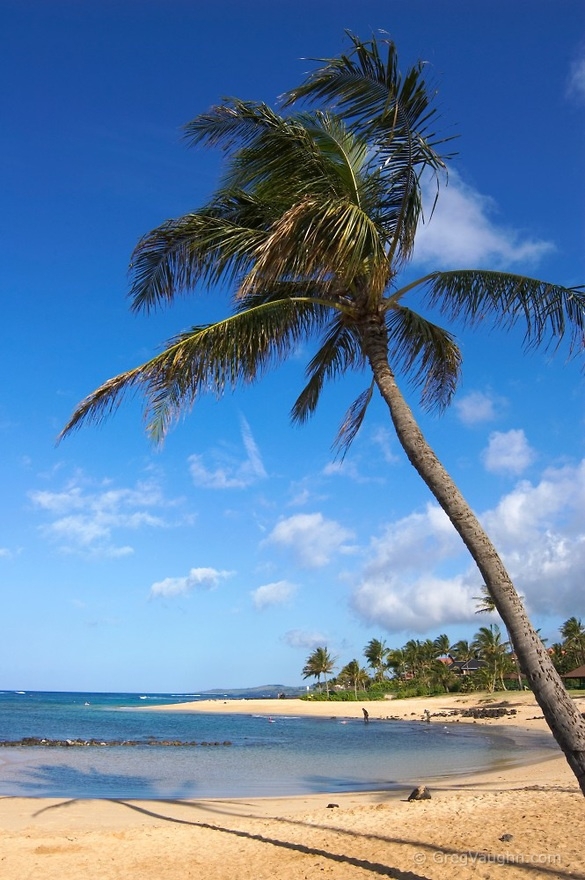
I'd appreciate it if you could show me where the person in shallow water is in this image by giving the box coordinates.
[362,708,369,724]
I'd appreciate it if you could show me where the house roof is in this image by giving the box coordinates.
[562,664,585,678]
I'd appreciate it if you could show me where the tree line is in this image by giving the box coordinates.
[302,616,585,700]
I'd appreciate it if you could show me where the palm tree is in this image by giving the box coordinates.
[430,659,458,694]
[302,646,336,697]
[386,647,407,681]
[338,659,369,698]
[433,633,451,658]
[402,638,436,689]
[472,624,511,693]
[364,638,389,682]
[560,617,585,668]
[60,34,585,792]
[451,639,474,663]
[475,584,524,690]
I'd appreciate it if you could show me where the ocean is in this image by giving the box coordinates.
[0,690,555,799]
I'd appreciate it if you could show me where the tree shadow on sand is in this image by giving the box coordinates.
[31,796,584,880]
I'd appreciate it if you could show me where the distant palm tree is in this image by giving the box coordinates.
[403,638,436,689]
[431,659,458,693]
[433,633,451,657]
[364,638,389,682]
[472,624,511,693]
[59,32,585,793]
[474,584,524,689]
[451,639,475,663]
[338,659,369,698]
[302,646,337,697]
[386,647,407,681]
[560,617,585,667]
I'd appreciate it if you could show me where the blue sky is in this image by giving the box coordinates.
[1,1,584,692]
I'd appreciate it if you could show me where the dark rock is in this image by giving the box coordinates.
[326,803,339,809]
[499,833,514,842]
[408,785,432,801]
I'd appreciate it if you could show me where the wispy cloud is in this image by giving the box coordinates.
[455,390,502,426]
[282,629,328,650]
[371,427,400,464]
[413,171,554,269]
[188,417,267,489]
[567,54,585,101]
[482,429,536,475]
[150,566,233,598]
[322,459,364,480]
[30,476,177,557]
[264,512,356,568]
[251,579,296,609]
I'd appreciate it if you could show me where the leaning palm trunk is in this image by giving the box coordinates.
[362,320,585,794]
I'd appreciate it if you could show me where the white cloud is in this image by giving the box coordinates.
[150,566,233,598]
[413,171,554,269]
[188,417,266,489]
[480,461,585,616]
[282,629,328,650]
[264,512,356,568]
[568,55,585,101]
[349,503,475,631]
[352,571,477,633]
[0,548,11,559]
[251,580,296,609]
[455,390,501,426]
[349,460,585,634]
[30,477,174,557]
[482,429,536,475]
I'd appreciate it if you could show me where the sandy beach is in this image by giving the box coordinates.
[1,691,584,879]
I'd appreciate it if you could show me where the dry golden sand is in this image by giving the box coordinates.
[1,692,584,880]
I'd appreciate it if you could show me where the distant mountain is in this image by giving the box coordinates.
[200,684,304,698]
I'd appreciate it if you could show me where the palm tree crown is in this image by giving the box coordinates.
[60,34,583,448]
[302,646,337,697]
[364,638,389,681]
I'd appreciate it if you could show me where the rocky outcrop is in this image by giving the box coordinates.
[0,737,232,747]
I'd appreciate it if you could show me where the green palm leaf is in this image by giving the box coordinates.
[332,384,375,459]
[291,317,365,424]
[386,305,462,411]
[60,297,328,443]
[424,271,585,358]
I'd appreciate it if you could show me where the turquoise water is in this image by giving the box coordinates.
[0,691,555,799]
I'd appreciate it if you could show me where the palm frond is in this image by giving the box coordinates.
[183,99,286,151]
[291,318,365,424]
[424,271,585,360]
[60,297,329,443]
[283,32,450,160]
[283,33,450,271]
[128,202,270,312]
[332,383,374,459]
[385,305,462,411]
[242,195,389,298]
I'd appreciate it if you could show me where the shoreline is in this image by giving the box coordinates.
[1,692,583,879]
[143,688,584,733]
